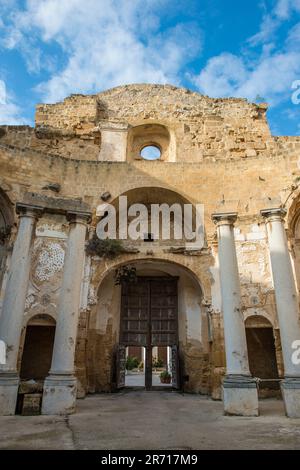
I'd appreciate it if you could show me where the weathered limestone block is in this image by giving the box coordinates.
[281,380,300,418]
[21,393,42,416]
[223,377,259,417]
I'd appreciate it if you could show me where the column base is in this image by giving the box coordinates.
[0,372,19,415]
[222,375,258,416]
[281,378,300,418]
[42,374,77,415]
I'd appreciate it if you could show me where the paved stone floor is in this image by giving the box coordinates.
[0,391,300,450]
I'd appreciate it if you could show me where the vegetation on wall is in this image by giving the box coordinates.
[86,234,125,258]
[114,266,137,285]
[0,226,11,245]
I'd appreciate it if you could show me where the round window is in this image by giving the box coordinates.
[140,145,161,160]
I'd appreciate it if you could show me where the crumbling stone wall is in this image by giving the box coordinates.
[0,84,299,399]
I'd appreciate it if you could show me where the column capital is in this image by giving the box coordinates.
[66,210,92,225]
[16,202,44,219]
[211,212,238,226]
[260,207,286,222]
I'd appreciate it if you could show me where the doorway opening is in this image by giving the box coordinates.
[20,315,56,381]
[152,346,172,388]
[17,314,56,415]
[125,346,145,387]
[245,316,280,397]
[116,276,180,391]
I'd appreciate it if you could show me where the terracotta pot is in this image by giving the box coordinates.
[160,376,171,384]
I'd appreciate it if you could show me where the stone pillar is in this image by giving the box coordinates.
[261,208,300,417]
[212,213,258,416]
[142,347,146,374]
[42,210,90,415]
[0,203,43,415]
[167,346,171,374]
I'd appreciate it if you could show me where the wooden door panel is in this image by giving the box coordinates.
[150,279,178,346]
[120,278,150,346]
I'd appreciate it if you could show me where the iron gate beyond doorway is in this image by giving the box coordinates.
[117,277,179,390]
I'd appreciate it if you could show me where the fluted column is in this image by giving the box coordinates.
[261,208,300,417]
[42,210,91,415]
[212,212,258,416]
[0,203,43,415]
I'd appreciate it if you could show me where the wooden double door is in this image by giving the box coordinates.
[117,277,179,390]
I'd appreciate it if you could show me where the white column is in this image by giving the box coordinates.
[212,212,258,416]
[261,208,300,417]
[167,346,172,374]
[0,203,43,415]
[142,347,146,373]
[42,210,90,415]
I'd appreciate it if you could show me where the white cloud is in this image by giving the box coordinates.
[191,53,247,98]
[248,14,279,46]
[0,79,28,125]
[287,22,300,45]
[192,50,300,105]
[274,0,300,19]
[0,81,6,104]
[248,0,300,46]
[192,0,300,106]
[2,0,202,102]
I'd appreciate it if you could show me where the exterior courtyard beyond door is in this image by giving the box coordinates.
[117,277,179,390]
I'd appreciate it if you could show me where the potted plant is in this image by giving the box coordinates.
[160,370,171,384]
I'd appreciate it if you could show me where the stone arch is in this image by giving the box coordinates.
[126,123,176,162]
[86,257,212,394]
[109,185,199,211]
[0,188,15,289]
[92,255,212,302]
[0,188,14,228]
[23,310,57,326]
[97,185,208,249]
[287,191,300,293]
[244,309,276,329]
[286,185,300,231]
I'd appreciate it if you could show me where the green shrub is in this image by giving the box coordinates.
[86,235,125,258]
[126,356,140,370]
[153,357,164,368]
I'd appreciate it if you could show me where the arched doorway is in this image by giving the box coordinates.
[245,316,280,397]
[0,189,14,289]
[87,259,207,394]
[289,206,300,293]
[20,314,56,381]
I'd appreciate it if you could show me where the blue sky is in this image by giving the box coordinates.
[0,0,300,135]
